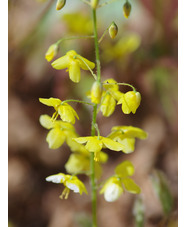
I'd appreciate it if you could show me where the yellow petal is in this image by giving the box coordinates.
[39,114,55,129]
[118,138,135,154]
[51,55,70,70]
[118,95,131,114]
[103,78,119,91]
[99,151,108,163]
[100,93,116,117]
[69,60,81,83]
[85,137,102,153]
[73,137,91,144]
[102,137,125,151]
[115,160,135,178]
[45,43,58,62]
[77,55,95,70]
[122,178,141,194]
[58,103,79,124]
[112,126,147,139]
[65,153,90,175]
[46,128,66,149]
[39,97,61,108]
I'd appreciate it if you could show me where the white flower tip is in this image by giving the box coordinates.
[66,183,80,193]
[104,183,123,202]
[46,174,64,184]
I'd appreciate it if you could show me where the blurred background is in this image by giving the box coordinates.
[8,0,178,226]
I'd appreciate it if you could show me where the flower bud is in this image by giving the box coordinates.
[91,0,99,9]
[56,0,66,11]
[123,1,132,19]
[45,43,58,62]
[91,81,102,104]
[109,22,118,39]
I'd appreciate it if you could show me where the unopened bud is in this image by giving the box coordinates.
[91,81,102,104]
[56,0,66,11]
[109,22,118,39]
[45,43,58,62]
[123,1,132,19]
[91,0,99,9]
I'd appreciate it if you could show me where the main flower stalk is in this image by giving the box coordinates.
[90,7,101,227]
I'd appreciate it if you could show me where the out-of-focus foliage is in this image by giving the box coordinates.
[151,169,174,216]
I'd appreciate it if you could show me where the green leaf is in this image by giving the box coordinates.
[151,170,173,216]
[133,196,145,227]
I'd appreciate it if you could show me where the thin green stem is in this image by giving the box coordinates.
[61,99,94,106]
[56,35,95,46]
[92,9,101,83]
[89,7,102,227]
[80,0,91,5]
[90,104,97,227]
[98,0,120,8]
[102,82,136,91]
[98,27,109,43]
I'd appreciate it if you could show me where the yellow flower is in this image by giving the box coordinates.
[108,125,147,153]
[45,43,58,62]
[100,79,120,117]
[117,91,141,114]
[100,161,141,202]
[46,173,87,199]
[39,114,76,149]
[51,50,95,83]
[39,97,79,124]
[74,136,125,157]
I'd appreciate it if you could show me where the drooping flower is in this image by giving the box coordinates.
[100,79,120,117]
[39,114,76,149]
[117,91,141,114]
[100,161,141,202]
[45,43,58,62]
[46,173,87,199]
[108,125,147,153]
[51,50,95,83]
[100,176,123,202]
[39,97,79,124]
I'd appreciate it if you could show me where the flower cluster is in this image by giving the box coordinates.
[40,0,146,208]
